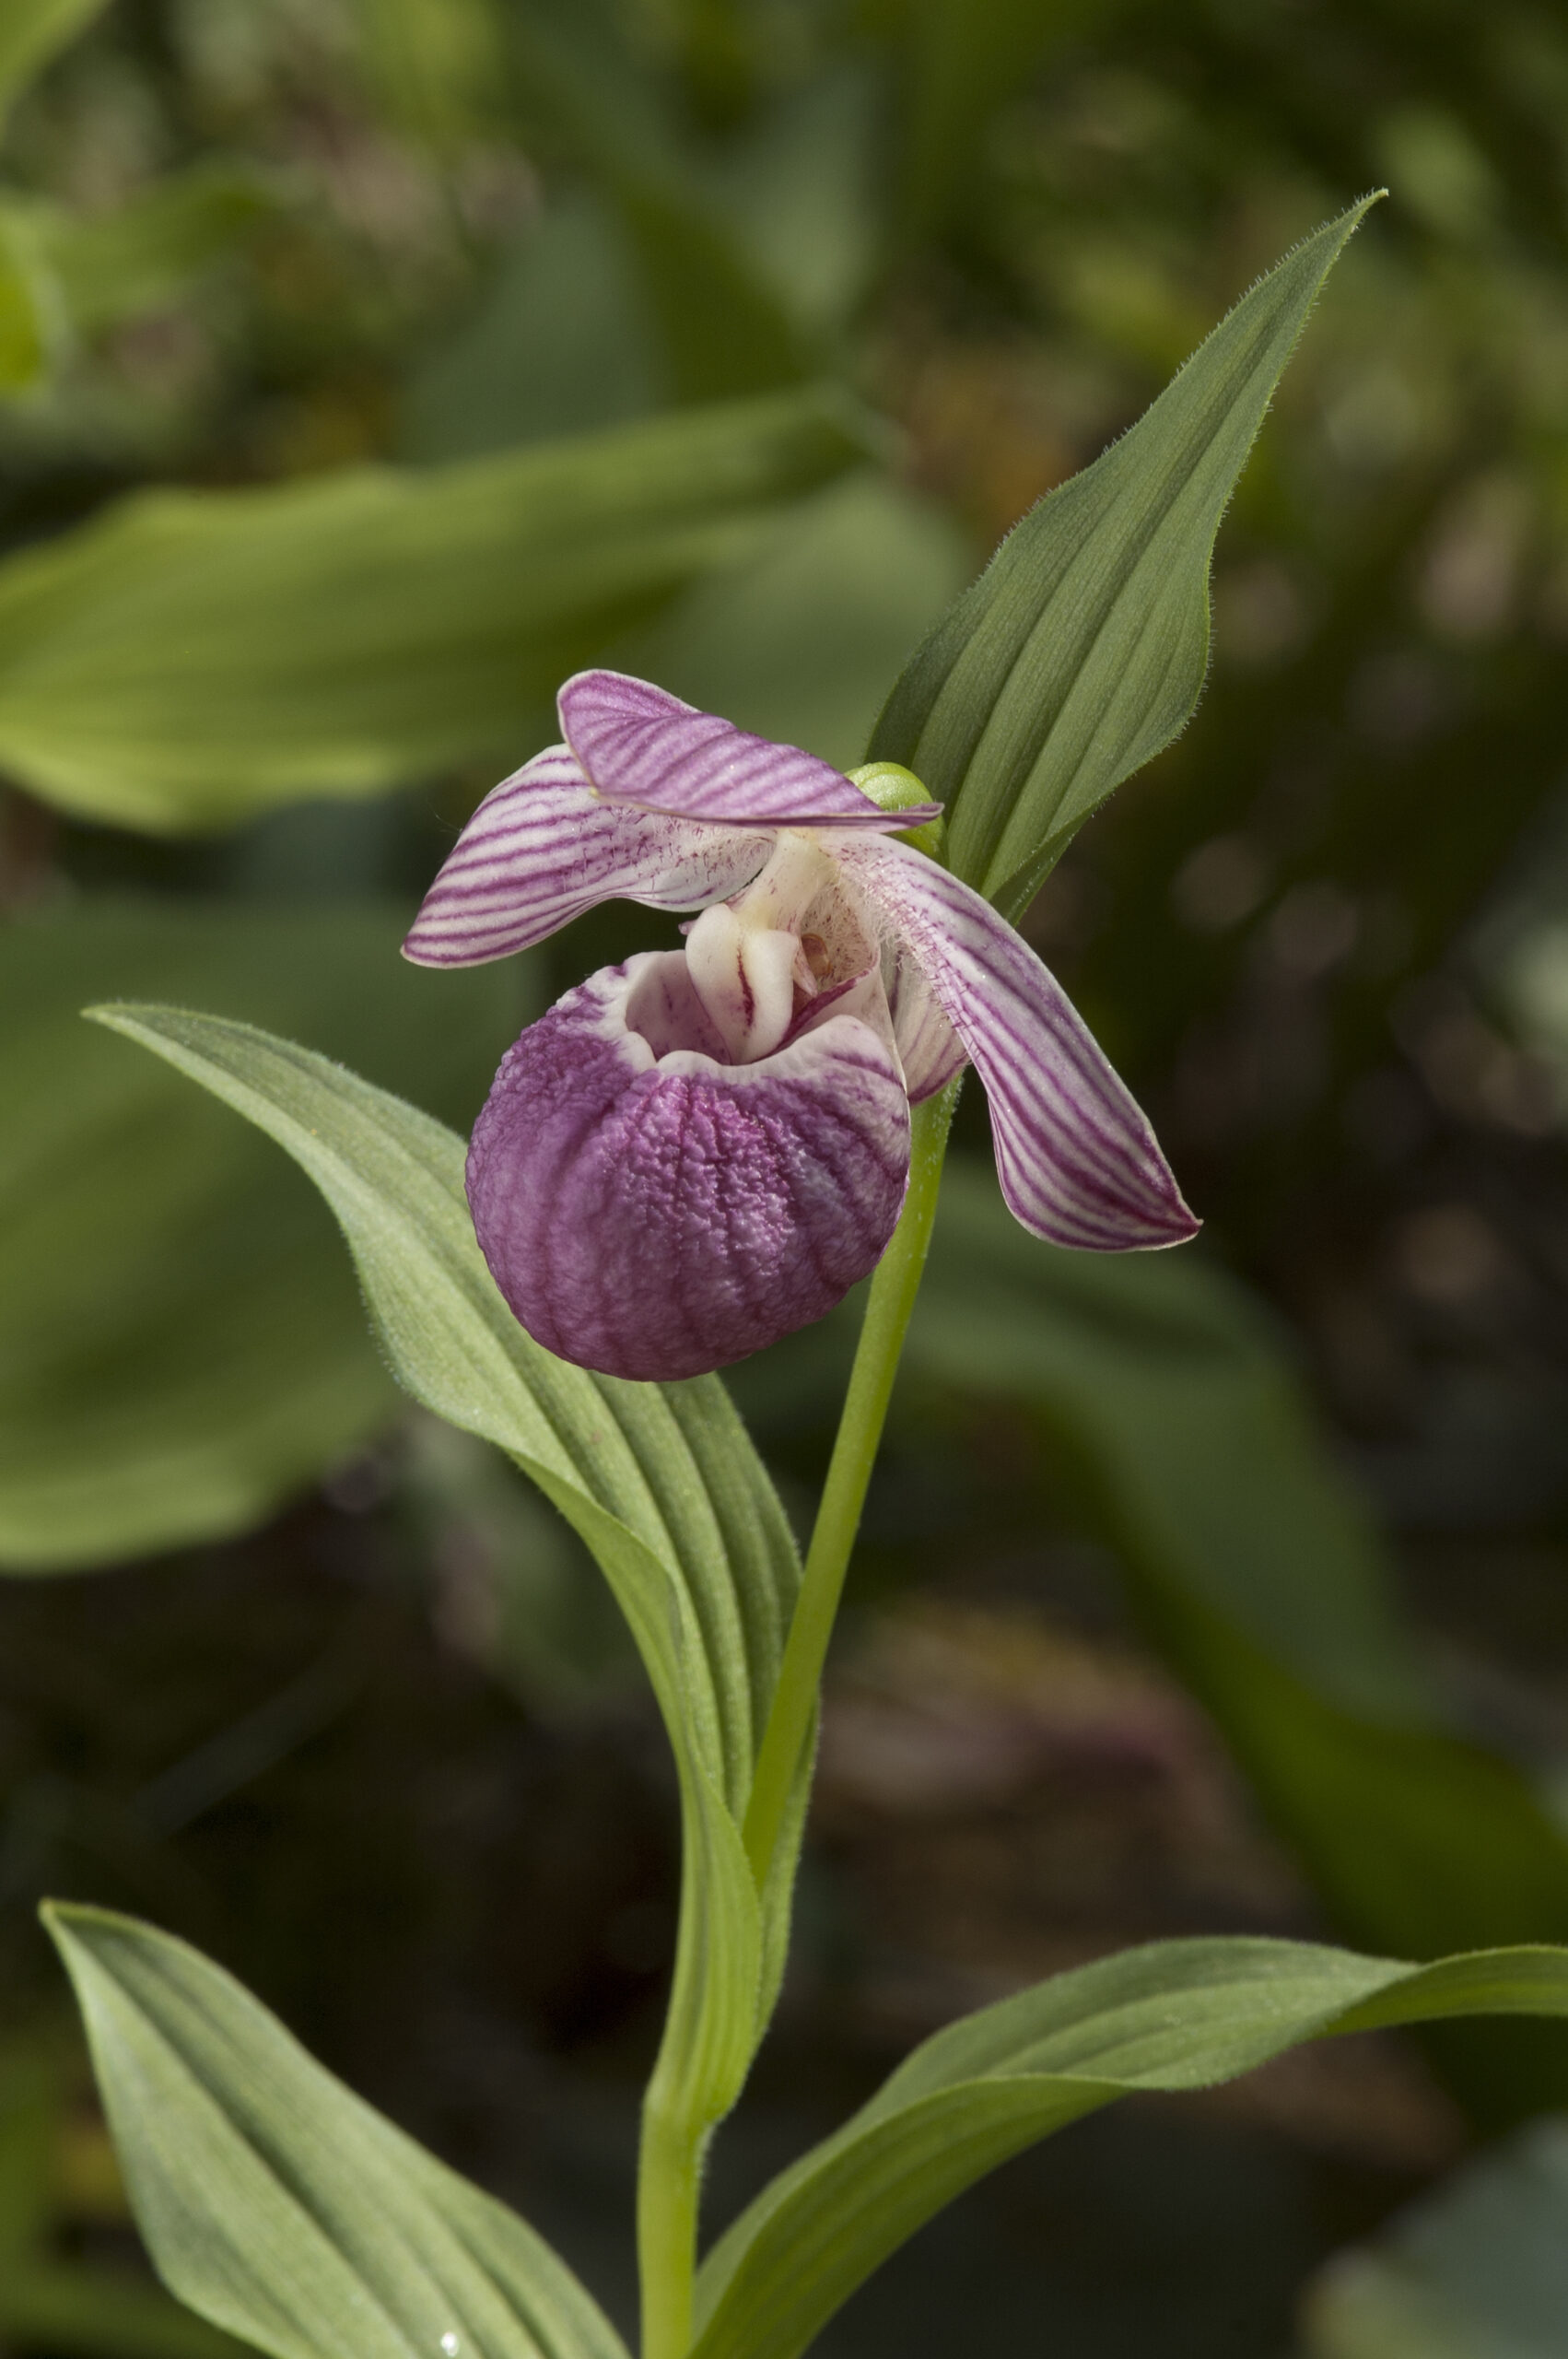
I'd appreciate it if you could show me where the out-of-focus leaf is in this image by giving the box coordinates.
[693,1935,1568,2359]
[0,167,271,394]
[710,71,879,339]
[0,2044,56,2270]
[917,1165,1422,1719]
[1302,2110,1568,2357]
[610,470,971,770]
[403,1421,638,1710]
[0,900,530,1572]
[354,0,510,153]
[0,386,868,830]
[0,0,107,122]
[0,2038,241,2359]
[869,201,1378,920]
[399,192,661,460]
[47,1905,629,2359]
[507,0,809,401]
[88,1008,811,2165]
[887,0,1103,244]
[40,166,273,334]
[0,206,53,390]
[902,1160,1568,2123]
[1,2267,244,2359]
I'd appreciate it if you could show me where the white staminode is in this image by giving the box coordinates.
[684,833,839,1063]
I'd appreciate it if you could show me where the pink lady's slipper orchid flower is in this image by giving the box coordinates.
[404,672,1197,1381]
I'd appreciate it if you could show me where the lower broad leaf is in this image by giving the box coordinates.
[45,1905,628,2359]
[692,1935,1568,2359]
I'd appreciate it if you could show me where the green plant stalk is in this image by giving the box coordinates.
[638,2078,704,2359]
[743,1074,961,1886]
[637,1077,959,2357]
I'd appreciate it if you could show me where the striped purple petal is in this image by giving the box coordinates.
[559,670,942,830]
[839,839,1199,1250]
[467,952,911,1379]
[402,747,767,968]
[883,951,968,1105]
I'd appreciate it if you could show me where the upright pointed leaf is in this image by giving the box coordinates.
[869,201,1379,918]
[692,1936,1568,2359]
[46,1906,626,2359]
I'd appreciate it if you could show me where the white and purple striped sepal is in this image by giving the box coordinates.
[838,838,1199,1252]
[559,671,943,829]
[401,747,768,968]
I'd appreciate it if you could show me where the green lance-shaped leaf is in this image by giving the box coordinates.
[45,1905,626,2359]
[0,0,108,123]
[0,900,528,1575]
[869,198,1380,921]
[88,1005,808,2141]
[1302,2110,1568,2359]
[692,1936,1568,2359]
[904,1162,1568,2125]
[0,386,865,833]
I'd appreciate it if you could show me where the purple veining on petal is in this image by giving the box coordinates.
[559,670,942,831]
[880,944,968,1104]
[466,952,912,1379]
[402,746,768,968]
[840,839,1199,1250]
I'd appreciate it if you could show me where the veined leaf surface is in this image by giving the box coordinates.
[693,1936,1568,2359]
[47,1906,627,2359]
[90,1006,809,2140]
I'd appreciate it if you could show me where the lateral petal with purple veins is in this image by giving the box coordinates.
[466,953,912,1380]
[560,670,942,830]
[403,748,767,968]
[839,839,1199,1250]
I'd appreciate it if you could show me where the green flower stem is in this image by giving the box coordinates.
[639,1079,959,2359]
[743,1076,961,1888]
[638,2088,702,2359]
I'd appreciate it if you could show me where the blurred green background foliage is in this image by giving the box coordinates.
[8,1,1568,2353]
